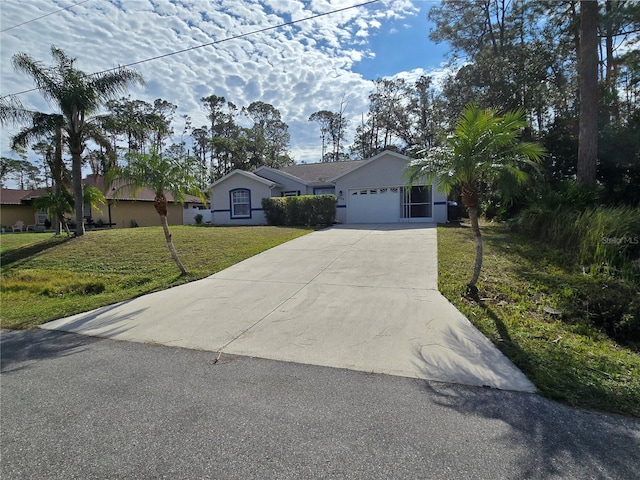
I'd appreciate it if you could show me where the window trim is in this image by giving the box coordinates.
[312,186,335,196]
[229,188,251,219]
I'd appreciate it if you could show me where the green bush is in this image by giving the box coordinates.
[262,197,287,225]
[262,195,336,226]
[556,276,640,347]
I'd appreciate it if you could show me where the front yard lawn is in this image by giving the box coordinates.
[438,222,640,418]
[0,226,312,329]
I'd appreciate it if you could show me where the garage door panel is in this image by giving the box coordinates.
[348,188,400,223]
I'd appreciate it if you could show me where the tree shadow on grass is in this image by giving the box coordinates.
[488,230,640,352]
[412,303,640,478]
[478,302,639,413]
[0,235,71,269]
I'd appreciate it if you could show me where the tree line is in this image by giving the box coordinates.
[1,1,639,238]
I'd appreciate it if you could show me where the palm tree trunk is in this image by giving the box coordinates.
[467,205,483,296]
[71,151,85,237]
[160,214,187,275]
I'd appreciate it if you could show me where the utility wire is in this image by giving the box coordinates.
[113,0,381,70]
[2,0,381,98]
[1,0,92,33]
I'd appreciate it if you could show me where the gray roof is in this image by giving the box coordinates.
[278,160,366,184]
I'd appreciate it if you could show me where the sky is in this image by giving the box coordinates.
[0,0,451,182]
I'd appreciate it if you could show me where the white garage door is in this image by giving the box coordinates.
[347,187,400,223]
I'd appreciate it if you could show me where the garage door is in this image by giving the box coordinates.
[347,187,400,223]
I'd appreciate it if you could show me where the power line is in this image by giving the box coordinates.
[113,0,382,70]
[1,0,92,33]
[2,0,381,98]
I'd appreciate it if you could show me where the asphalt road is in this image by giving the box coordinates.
[2,329,639,479]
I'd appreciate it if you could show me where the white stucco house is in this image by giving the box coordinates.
[209,150,448,225]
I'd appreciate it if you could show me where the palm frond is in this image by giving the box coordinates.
[107,151,206,206]
[11,52,61,106]
[0,96,35,126]
[11,113,65,150]
[92,68,145,101]
[405,102,546,205]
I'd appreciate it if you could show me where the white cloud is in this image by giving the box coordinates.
[386,64,460,92]
[1,0,433,171]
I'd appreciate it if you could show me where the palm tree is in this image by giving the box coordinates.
[406,103,545,296]
[107,151,206,275]
[33,186,106,236]
[11,45,143,236]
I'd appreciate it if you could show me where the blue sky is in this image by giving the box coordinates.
[352,2,449,80]
[0,0,451,181]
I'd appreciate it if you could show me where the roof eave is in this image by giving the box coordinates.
[255,165,309,185]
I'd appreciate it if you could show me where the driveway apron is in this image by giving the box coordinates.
[41,224,535,392]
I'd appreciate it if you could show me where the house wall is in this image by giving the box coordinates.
[103,201,184,228]
[433,189,448,223]
[1,205,36,229]
[211,174,271,225]
[333,153,447,224]
[334,153,410,190]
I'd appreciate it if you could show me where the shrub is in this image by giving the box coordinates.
[262,197,287,226]
[558,276,640,346]
[262,195,336,226]
[194,213,203,225]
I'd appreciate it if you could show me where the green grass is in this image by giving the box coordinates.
[3,224,639,417]
[438,222,640,417]
[0,226,313,329]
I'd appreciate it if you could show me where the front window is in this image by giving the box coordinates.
[314,187,335,196]
[231,189,251,218]
[36,210,48,225]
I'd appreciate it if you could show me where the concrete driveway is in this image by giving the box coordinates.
[42,224,535,392]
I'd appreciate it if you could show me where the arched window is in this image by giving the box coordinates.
[230,188,251,218]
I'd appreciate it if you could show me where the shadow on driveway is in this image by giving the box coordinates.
[418,379,640,480]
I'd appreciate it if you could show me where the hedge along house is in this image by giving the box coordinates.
[210,151,448,225]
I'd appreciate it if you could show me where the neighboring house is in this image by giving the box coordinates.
[210,150,448,225]
[0,188,50,230]
[0,177,205,230]
[84,175,205,228]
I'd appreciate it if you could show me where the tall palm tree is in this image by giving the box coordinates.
[11,45,143,236]
[406,103,545,296]
[107,151,206,275]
